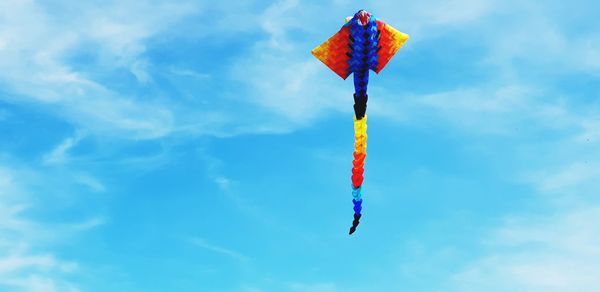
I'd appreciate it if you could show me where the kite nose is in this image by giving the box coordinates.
[356,10,371,26]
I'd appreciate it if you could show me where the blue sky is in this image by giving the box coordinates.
[0,0,599,291]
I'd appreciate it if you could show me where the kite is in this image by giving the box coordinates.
[311,10,409,235]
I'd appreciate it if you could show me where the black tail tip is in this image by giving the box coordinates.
[348,213,361,235]
[349,227,357,235]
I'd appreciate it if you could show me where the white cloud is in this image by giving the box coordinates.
[452,206,600,292]
[369,0,495,44]
[225,0,598,136]
[0,162,104,291]
[423,0,492,25]
[488,7,599,74]
[190,238,248,262]
[259,0,301,51]
[288,281,339,292]
[0,0,197,139]
[42,132,85,165]
[1,0,595,140]
[0,274,80,292]
[446,86,600,292]
[231,56,348,125]
[228,0,351,129]
[196,149,265,219]
[417,85,531,113]
[370,84,543,135]
[65,217,106,233]
[526,162,600,196]
[214,176,231,191]
[577,118,600,143]
[168,67,211,80]
[0,254,77,275]
[75,174,106,193]
[129,60,152,84]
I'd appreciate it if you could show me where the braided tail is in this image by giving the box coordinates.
[349,93,368,235]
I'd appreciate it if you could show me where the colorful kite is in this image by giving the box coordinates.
[311,10,409,235]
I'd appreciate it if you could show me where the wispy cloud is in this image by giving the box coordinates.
[0,0,198,139]
[0,191,77,291]
[223,0,597,137]
[168,67,211,80]
[0,161,104,291]
[526,162,600,196]
[480,2,600,74]
[372,0,494,41]
[196,149,265,219]
[372,84,538,134]
[1,0,596,140]
[447,93,600,292]
[42,132,85,165]
[288,282,339,292]
[451,206,600,292]
[227,0,350,130]
[74,174,106,193]
[190,238,248,262]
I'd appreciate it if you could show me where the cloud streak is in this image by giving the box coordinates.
[452,206,600,292]
[0,0,198,139]
[42,132,85,165]
[190,238,249,262]
[0,161,105,291]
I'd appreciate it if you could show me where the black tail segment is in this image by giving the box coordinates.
[349,213,362,235]
[353,93,368,119]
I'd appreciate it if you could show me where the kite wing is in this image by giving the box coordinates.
[374,20,409,74]
[311,26,351,79]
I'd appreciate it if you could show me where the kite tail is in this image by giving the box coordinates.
[349,93,368,235]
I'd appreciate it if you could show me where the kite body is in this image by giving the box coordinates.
[311,10,409,235]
